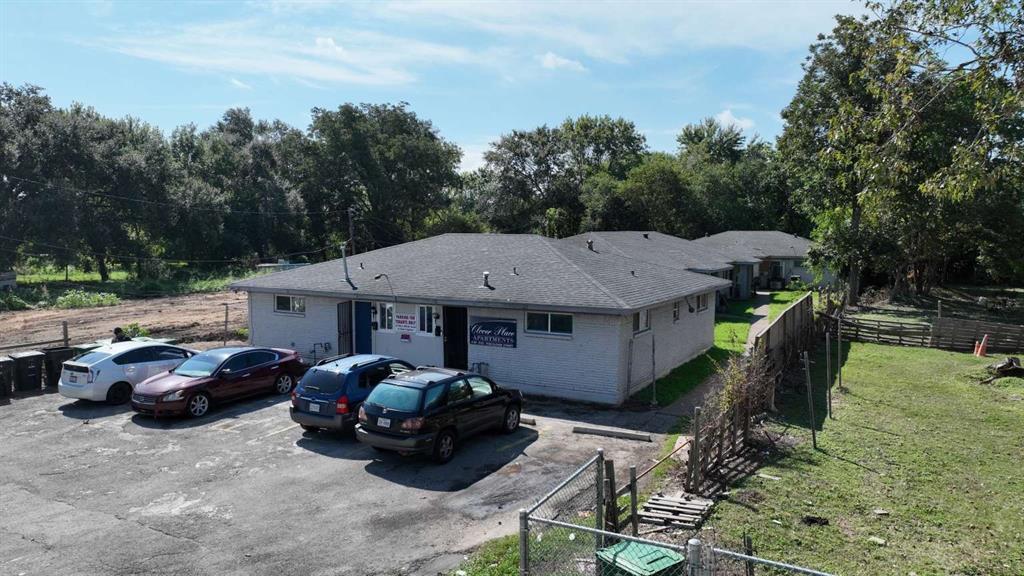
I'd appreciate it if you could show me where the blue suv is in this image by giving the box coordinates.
[290,354,414,433]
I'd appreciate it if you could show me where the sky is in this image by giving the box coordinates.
[1,0,865,171]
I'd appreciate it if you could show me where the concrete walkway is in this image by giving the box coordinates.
[744,291,773,352]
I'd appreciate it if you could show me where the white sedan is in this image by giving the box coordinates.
[59,341,197,404]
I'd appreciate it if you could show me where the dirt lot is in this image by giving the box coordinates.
[0,391,664,576]
[0,291,249,351]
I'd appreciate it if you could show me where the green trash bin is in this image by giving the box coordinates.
[42,346,76,390]
[0,356,12,399]
[595,541,685,576]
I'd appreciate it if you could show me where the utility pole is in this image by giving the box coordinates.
[347,206,356,255]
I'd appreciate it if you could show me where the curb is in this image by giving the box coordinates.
[572,425,652,442]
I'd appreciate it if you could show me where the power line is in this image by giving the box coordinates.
[4,175,354,217]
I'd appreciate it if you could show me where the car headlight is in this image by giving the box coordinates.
[161,390,185,402]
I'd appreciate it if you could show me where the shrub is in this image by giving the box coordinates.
[53,289,121,309]
[0,291,31,311]
[123,323,150,338]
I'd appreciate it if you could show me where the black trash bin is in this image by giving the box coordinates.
[0,356,12,399]
[42,346,76,390]
[10,351,44,393]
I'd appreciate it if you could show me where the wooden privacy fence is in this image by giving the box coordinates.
[753,293,816,386]
[826,314,1024,353]
[931,317,1024,353]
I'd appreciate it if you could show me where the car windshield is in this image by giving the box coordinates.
[300,369,344,394]
[365,383,422,413]
[173,354,221,378]
[71,351,110,365]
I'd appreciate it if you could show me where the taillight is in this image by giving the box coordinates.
[87,369,97,384]
[358,405,367,423]
[401,417,425,432]
[336,395,349,415]
[290,390,299,407]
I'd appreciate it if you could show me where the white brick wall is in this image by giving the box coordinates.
[245,291,718,406]
[370,301,444,367]
[625,291,715,398]
[466,307,626,405]
[248,293,341,361]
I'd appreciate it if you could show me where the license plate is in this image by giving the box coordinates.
[377,417,391,428]
[307,403,320,413]
[69,374,77,383]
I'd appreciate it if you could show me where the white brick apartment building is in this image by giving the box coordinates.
[231,233,728,405]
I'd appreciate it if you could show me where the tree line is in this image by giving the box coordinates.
[1,1,1021,298]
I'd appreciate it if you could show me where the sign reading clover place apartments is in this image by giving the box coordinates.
[469,318,517,348]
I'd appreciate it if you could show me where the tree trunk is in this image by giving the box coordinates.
[97,256,109,282]
[846,201,862,307]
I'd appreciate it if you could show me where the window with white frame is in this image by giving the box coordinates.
[632,309,650,333]
[526,312,573,335]
[673,301,681,322]
[274,295,305,315]
[418,305,435,334]
[697,293,709,312]
[378,302,394,330]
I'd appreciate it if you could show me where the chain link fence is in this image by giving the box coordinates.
[519,450,834,576]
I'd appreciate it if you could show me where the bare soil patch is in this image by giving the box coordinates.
[0,291,248,349]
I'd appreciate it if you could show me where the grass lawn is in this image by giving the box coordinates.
[705,343,1024,575]
[767,290,810,321]
[3,265,255,310]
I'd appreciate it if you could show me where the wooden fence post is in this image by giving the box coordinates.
[803,351,817,450]
[826,331,833,420]
[689,407,702,493]
[61,321,69,347]
[629,465,639,536]
[604,460,617,533]
[743,533,755,576]
[837,317,844,391]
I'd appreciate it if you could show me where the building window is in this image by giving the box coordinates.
[418,306,435,334]
[632,309,650,334]
[672,301,680,322]
[378,303,394,330]
[697,293,709,312]
[275,295,305,315]
[526,312,573,335]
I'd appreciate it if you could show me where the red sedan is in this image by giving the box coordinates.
[131,347,305,418]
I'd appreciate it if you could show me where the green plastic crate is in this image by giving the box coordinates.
[596,541,685,576]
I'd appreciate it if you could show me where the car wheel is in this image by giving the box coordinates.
[105,382,132,405]
[274,373,294,394]
[502,405,520,434]
[433,429,457,464]
[186,393,211,418]
[300,425,319,433]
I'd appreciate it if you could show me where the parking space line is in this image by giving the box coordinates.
[494,434,535,453]
[256,423,299,440]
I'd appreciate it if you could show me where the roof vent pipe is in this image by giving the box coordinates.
[587,239,595,251]
[341,242,353,287]
[630,270,636,277]
[643,233,649,239]
[482,271,492,289]
[511,266,519,276]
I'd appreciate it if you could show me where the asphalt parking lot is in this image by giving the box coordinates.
[0,391,663,576]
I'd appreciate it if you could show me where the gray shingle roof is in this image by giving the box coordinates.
[563,231,735,272]
[693,231,812,260]
[230,233,729,314]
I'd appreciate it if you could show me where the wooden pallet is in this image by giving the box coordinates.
[638,495,714,529]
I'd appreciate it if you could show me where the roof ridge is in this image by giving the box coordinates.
[541,237,630,309]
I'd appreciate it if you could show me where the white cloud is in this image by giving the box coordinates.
[538,52,586,72]
[229,78,252,90]
[459,143,490,172]
[371,1,865,63]
[96,20,492,86]
[715,109,756,132]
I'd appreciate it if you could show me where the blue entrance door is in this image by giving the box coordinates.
[354,302,372,354]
